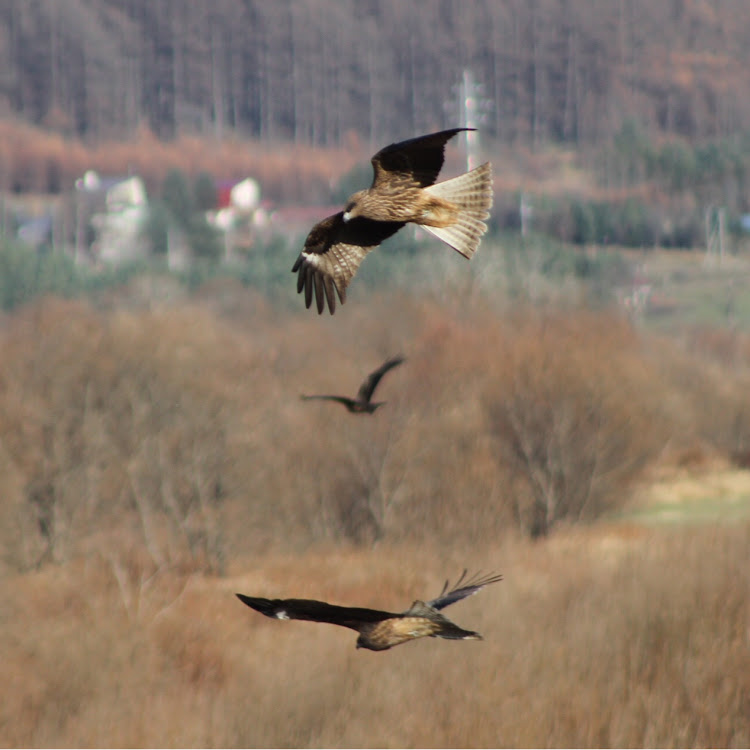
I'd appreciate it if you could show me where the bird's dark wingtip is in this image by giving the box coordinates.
[444,127,476,137]
[236,594,285,620]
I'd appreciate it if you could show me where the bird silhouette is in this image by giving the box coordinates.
[300,355,405,413]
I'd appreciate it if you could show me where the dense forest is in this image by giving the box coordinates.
[2,0,750,148]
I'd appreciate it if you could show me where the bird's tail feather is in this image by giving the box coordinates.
[422,162,493,259]
[405,600,484,641]
[436,622,483,641]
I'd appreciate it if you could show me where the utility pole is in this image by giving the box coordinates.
[450,69,492,171]
[705,205,726,266]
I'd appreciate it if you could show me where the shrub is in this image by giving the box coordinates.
[185,215,222,260]
[161,169,194,228]
[141,201,170,255]
[159,168,222,260]
[566,197,660,248]
[0,238,82,310]
[656,140,697,191]
[193,171,218,212]
[570,199,597,244]
[485,311,665,537]
[0,299,243,572]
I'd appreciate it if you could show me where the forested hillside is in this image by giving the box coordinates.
[2,0,750,147]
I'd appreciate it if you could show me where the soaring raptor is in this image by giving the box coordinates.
[300,355,405,414]
[236,570,502,651]
[292,128,493,314]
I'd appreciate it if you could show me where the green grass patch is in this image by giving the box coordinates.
[612,493,750,525]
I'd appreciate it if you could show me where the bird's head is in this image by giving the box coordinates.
[342,191,366,222]
[355,634,389,651]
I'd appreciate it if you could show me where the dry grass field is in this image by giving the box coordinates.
[1,525,747,747]
[1,287,749,747]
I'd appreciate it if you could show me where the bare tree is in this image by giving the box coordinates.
[485,314,664,537]
[3,1,750,147]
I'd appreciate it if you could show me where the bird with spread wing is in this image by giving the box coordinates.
[292,128,493,314]
[236,570,502,651]
[300,355,405,414]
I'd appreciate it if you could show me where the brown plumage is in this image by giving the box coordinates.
[236,570,502,652]
[292,128,493,314]
[300,355,405,414]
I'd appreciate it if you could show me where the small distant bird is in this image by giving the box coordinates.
[236,570,502,652]
[300,355,405,414]
[292,128,493,314]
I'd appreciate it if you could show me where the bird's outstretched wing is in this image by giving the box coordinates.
[356,355,406,403]
[426,570,503,611]
[292,212,404,314]
[300,394,356,409]
[236,594,395,632]
[370,128,474,191]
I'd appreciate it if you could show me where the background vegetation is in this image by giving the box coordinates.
[3,0,750,147]
[3,281,750,571]
[3,0,750,244]
[0,278,748,746]
[2,1,750,746]
[1,524,748,748]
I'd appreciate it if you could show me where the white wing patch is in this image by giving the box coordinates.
[303,243,372,301]
[275,610,290,620]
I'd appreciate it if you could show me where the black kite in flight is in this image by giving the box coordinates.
[292,128,493,314]
[300,355,405,413]
[236,570,502,651]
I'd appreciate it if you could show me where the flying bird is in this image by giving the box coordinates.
[300,355,405,414]
[292,128,493,314]
[236,569,502,651]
